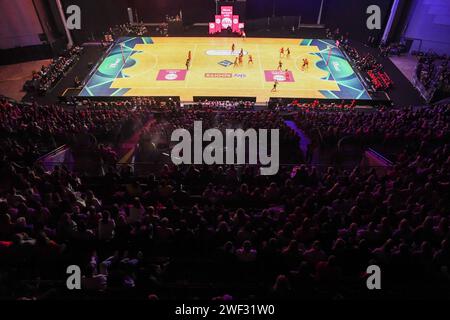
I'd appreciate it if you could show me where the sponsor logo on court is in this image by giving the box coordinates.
[332,61,341,72]
[205,73,232,78]
[156,69,187,81]
[204,73,247,79]
[110,58,121,69]
[218,60,234,67]
[264,70,295,83]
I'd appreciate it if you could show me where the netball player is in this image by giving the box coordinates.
[271,80,279,92]
[278,60,283,70]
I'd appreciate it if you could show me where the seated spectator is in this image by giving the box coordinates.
[98,211,115,241]
[304,241,327,266]
[236,240,257,262]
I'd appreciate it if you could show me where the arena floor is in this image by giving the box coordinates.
[79,37,371,103]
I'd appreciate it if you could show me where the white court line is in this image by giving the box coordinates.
[117,86,330,91]
[294,56,324,80]
[113,46,135,81]
[115,44,338,95]
[256,44,266,89]
[122,52,159,78]
[318,49,335,81]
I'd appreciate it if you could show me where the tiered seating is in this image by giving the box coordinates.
[23,46,84,95]
[343,44,393,92]
[1,98,450,300]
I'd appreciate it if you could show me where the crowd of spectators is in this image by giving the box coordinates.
[345,47,380,72]
[282,99,357,112]
[105,23,149,41]
[163,107,300,160]
[166,14,182,23]
[23,47,84,95]
[379,42,407,58]
[327,28,377,73]
[344,46,393,92]
[295,104,450,148]
[129,107,302,177]
[325,29,393,92]
[0,98,450,300]
[0,98,158,168]
[415,52,450,99]
[184,100,256,110]
[325,28,350,47]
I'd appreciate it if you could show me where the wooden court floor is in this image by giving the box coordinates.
[109,37,343,102]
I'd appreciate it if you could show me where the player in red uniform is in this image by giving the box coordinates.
[280,47,285,58]
[248,54,253,64]
[285,69,290,81]
[301,58,309,71]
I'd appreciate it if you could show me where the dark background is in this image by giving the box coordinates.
[1,0,395,59]
[57,0,393,43]
[322,0,394,42]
